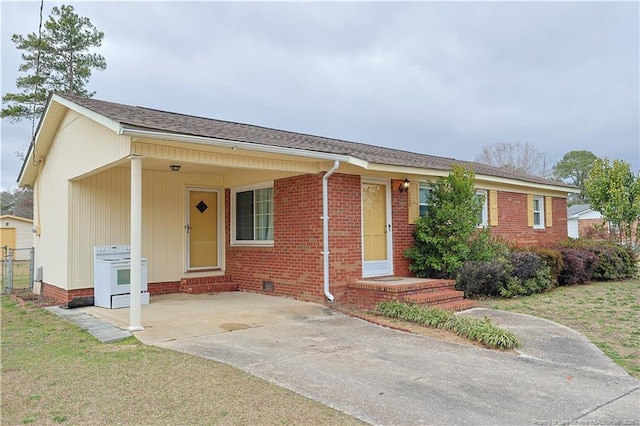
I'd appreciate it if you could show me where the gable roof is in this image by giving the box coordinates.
[1,214,33,224]
[22,92,576,190]
[567,204,590,216]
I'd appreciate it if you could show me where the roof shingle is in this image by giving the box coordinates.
[56,93,574,188]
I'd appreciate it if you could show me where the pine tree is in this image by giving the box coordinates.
[1,4,106,123]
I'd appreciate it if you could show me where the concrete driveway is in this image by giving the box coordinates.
[81,293,640,425]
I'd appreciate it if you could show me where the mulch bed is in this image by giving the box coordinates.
[5,288,59,308]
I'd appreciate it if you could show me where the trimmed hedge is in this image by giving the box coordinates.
[520,246,564,285]
[456,240,636,297]
[500,252,554,297]
[555,239,637,284]
[455,259,512,297]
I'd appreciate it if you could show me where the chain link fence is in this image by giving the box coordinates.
[1,246,35,294]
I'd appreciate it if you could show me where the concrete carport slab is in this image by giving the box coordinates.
[80,293,640,425]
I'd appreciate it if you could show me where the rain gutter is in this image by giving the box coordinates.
[119,127,350,162]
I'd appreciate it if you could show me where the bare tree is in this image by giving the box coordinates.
[1,188,33,218]
[475,141,554,177]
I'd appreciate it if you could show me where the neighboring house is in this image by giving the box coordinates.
[18,93,577,307]
[1,215,33,251]
[567,204,608,239]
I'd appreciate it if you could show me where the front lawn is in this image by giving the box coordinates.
[481,279,640,378]
[1,296,364,425]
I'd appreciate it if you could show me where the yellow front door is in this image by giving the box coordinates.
[188,190,218,269]
[362,181,392,276]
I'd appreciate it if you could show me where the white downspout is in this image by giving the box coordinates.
[322,160,340,302]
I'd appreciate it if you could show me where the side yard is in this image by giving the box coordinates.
[481,279,640,378]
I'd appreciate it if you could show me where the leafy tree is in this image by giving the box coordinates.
[1,4,106,123]
[585,158,640,247]
[1,188,33,219]
[475,141,554,177]
[552,150,598,204]
[405,164,483,278]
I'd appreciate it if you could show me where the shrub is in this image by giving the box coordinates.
[455,259,512,297]
[590,243,638,281]
[521,247,563,285]
[555,239,637,282]
[493,252,553,297]
[557,248,598,285]
[375,301,520,350]
[405,165,483,278]
[467,228,510,262]
[499,267,553,298]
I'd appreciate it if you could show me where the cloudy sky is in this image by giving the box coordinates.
[1,1,638,190]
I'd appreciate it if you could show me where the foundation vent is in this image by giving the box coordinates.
[262,281,274,292]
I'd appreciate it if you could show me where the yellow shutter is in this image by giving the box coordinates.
[545,196,553,227]
[408,181,419,224]
[527,194,534,227]
[489,190,498,226]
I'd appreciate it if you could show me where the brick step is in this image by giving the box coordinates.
[402,290,465,305]
[431,299,478,312]
[180,282,238,294]
[350,278,457,294]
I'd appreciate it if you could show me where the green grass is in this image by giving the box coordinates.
[1,259,32,290]
[1,296,365,425]
[481,279,640,378]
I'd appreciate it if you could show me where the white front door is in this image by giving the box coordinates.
[362,179,393,277]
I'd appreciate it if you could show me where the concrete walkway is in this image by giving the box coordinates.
[62,293,638,424]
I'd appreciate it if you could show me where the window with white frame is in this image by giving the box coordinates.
[232,182,274,244]
[419,184,431,216]
[475,190,488,227]
[533,196,545,228]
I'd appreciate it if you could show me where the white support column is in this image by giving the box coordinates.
[128,156,144,331]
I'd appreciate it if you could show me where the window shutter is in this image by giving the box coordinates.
[489,190,498,226]
[545,196,553,227]
[408,182,419,224]
[527,194,534,227]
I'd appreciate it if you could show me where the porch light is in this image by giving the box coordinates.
[169,164,181,172]
[399,178,410,193]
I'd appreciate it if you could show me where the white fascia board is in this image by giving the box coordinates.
[120,127,352,163]
[367,163,450,177]
[365,162,578,194]
[51,94,122,134]
[476,174,580,193]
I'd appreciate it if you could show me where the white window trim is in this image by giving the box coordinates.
[418,184,431,217]
[533,195,545,229]
[476,190,488,228]
[231,181,274,246]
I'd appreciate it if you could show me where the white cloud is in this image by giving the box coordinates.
[1,1,638,190]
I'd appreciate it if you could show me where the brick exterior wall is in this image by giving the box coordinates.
[42,282,94,305]
[327,173,362,300]
[490,191,568,247]
[40,175,571,306]
[148,281,180,295]
[391,179,413,277]
[225,173,327,303]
